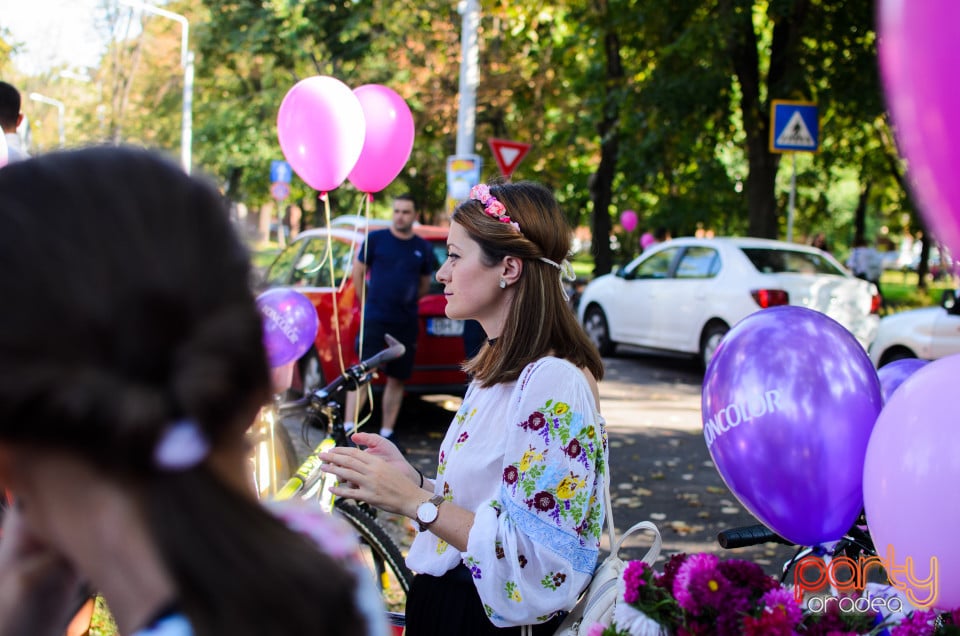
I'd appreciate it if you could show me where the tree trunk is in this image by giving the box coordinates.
[852,182,871,245]
[918,235,931,290]
[722,0,809,239]
[744,136,781,238]
[589,4,624,277]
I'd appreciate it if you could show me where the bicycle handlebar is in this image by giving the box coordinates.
[716,523,795,549]
[279,335,407,414]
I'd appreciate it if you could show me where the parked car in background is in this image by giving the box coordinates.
[868,289,960,367]
[577,237,882,368]
[260,223,467,396]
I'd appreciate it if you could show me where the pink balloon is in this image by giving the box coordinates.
[620,210,638,233]
[347,84,415,193]
[640,232,655,250]
[864,355,960,610]
[277,76,366,192]
[879,1,960,256]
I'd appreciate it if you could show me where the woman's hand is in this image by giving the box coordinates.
[0,504,84,636]
[319,440,425,518]
[348,432,422,484]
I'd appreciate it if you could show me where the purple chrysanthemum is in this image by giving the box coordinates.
[672,553,728,615]
[622,561,649,604]
[889,610,937,636]
[758,587,803,625]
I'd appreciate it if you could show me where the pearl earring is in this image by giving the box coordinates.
[499,278,507,289]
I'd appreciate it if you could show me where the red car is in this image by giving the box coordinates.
[260,223,468,396]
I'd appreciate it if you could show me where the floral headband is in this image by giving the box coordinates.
[469,184,521,233]
[468,184,576,300]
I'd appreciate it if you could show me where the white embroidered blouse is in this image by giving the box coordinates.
[405,356,608,627]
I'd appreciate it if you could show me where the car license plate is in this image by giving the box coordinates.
[427,318,464,337]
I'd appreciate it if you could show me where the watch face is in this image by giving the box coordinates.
[417,500,439,525]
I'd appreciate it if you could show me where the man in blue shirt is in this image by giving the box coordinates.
[344,194,437,448]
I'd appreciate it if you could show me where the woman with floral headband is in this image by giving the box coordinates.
[321,181,608,635]
[0,147,386,636]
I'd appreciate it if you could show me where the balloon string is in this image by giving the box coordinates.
[322,192,348,378]
[352,193,373,427]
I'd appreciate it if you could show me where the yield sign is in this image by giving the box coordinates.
[488,138,532,179]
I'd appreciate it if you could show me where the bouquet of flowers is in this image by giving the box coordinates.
[589,552,960,636]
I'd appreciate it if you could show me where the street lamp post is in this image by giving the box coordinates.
[120,0,193,174]
[455,0,480,156]
[29,93,65,148]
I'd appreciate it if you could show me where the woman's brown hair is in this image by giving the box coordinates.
[453,181,604,386]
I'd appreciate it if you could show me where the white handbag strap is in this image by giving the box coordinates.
[603,466,662,563]
[603,464,617,549]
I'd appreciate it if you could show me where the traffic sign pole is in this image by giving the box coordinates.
[770,100,819,242]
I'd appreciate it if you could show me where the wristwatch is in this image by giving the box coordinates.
[416,494,445,532]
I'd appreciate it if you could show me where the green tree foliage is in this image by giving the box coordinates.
[22,0,908,277]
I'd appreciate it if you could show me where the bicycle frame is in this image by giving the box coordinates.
[273,333,405,507]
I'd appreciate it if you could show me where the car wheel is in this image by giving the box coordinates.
[878,347,917,368]
[297,347,325,396]
[583,305,616,357]
[700,323,729,370]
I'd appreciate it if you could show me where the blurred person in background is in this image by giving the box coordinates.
[0,82,29,163]
[344,194,438,450]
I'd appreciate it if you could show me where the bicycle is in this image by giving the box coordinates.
[717,513,876,587]
[249,335,415,617]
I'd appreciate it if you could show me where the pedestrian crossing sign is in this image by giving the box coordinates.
[770,100,819,153]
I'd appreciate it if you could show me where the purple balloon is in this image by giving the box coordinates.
[702,306,882,546]
[257,288,319,368]
[877,358,928,404]
[865,355,960,609]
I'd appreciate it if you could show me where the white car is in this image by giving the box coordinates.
[869,290,960,367]
[577,237,881,368]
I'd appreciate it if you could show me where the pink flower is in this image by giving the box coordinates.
[469,183,491,203]
[622,561,649,604]
[486,199,507,217]
[757,587,803,625]
[672,553,728,615]
[889,610,938,636]
[585,623,606,636]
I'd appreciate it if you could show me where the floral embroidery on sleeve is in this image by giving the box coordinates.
[465,556,483,579]
[505,581,523,602]
[502,398,605,542]
[540,571,568,591]
[437,449,447,475]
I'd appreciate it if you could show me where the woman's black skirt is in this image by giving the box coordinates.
[404,564,565,636]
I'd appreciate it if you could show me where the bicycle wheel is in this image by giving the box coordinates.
[247,407,298,498]
[335,500,414,613]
